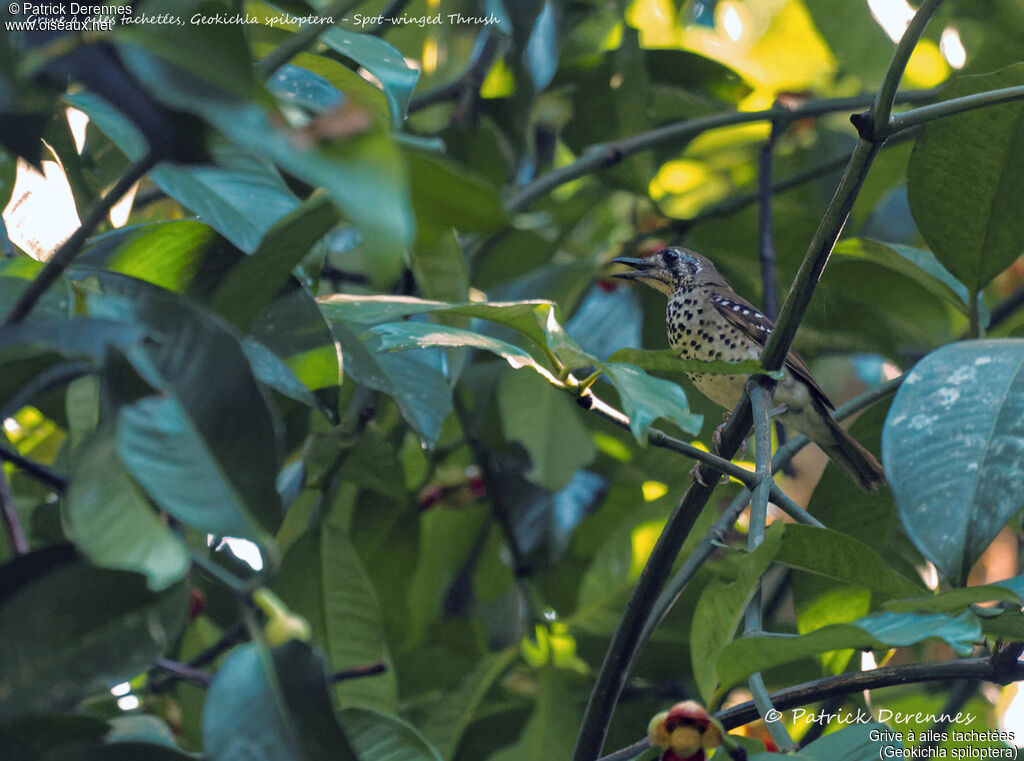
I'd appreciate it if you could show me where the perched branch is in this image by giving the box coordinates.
[0,466,28,555]
[1,154,157,327]
[583,391,819,528]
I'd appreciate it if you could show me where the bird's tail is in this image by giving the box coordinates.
[815,409,886,492]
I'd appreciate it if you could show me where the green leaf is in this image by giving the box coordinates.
[114,45,414,285]
[410,231,469,304]
[407,153,508,247]
[498,369,596,490]
[775,525,925,601]
[0,549,188,720]
[0,257,71,321]
[803,0,894,85]
[64,426,190,591]
[202,641,360,761]
[690,525,784,701]
[241,337,321,410]
[342,709,443,761]
[368,320,559,384]
[833,238,978,318]
[603,363,703,442]
[271,525,398,713]
[644,50,751,104]
[486,667,582,761]
[607,348,783,378]
[210,193,339,331]
[321,29,420,126]
[907,65,1024,294]
[83,287,283,541]
[717,611,980,690]
[883,584,1022,614]
[330,319,452,445]
[68,92,301,254]
[417,648,519,759]
[749,723,901,760]
[882,339,1024,582]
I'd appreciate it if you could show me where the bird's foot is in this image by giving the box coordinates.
[769,404,789,418]
[712,412,746,459]
[689,461,730,486]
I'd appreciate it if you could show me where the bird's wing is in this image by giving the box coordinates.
[708,290,835,411]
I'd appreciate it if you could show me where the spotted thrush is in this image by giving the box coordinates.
[612,246,885,491]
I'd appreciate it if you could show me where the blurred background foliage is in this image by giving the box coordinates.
[2,0,1024,759]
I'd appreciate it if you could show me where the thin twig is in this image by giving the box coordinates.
[408,30,500,113]
[330,662,387,683]
[0,466,28,555]
[1,154,157,327]
[254,0,363,79]
[0,444,68,491]
[453,395,531,579]
[153,658,212,688]
[887,84,1024,136]
[509,90,936,213]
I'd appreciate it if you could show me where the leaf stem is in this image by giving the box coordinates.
[1,153,157,328]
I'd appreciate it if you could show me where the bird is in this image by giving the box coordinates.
[612,246,885,491]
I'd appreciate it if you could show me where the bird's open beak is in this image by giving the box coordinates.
[610,257,657,280]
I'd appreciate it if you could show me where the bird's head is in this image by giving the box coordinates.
[611,247,723,296]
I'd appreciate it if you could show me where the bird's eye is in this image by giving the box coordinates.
[663,249,679,264]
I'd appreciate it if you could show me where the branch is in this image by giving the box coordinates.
[509,90,936,213]
[869,0,944,138]
[742,381,795,751]
[0,466,28,555]
[0,443,68,491]
[598,655,1024,761]
[584,391,819,528]
[254,0,362,79]
[1,154,157,327]
[717,655,1023,730]
[887,84,1024,136]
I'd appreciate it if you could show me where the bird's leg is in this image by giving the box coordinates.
[712,412,746,459]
